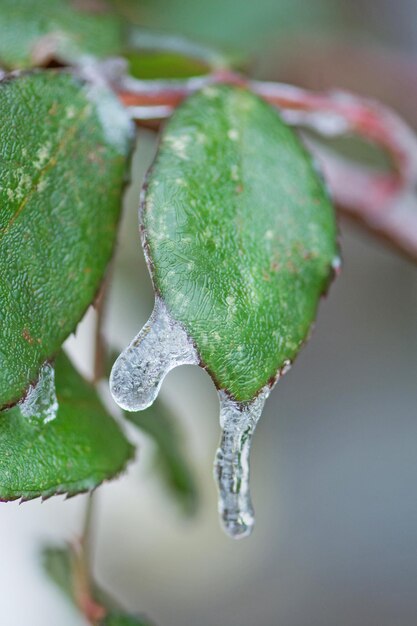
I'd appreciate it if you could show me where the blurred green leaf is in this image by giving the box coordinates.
[123,0,341,53]
[126,399,198,515]
[0,0,124,69]
[125,50,210,80]
[100,612,154,626]
[0,352,134,500]
[123,27,230,76]
[43,545,74,602]
[303,130,392,171]
[43,543,153,626]
[142,85,338,402]
[0,70,133,409]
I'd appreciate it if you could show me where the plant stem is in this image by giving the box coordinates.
[72,274,112,623]
[93,272,111,384]
[72,494,106,624]
[81,492,95,564]
[111,70,417,261]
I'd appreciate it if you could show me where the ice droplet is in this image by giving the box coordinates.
[214,387,270,539]
[18,362,58,424]
[110,298,273,539]
[110,297,199,411]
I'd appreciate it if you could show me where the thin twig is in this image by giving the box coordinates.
[113,71,417,261]
[70,272,112,622]
[71,495,106,624]
[93,272,111,384]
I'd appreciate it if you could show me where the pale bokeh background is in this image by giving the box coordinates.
[1,0,417,624]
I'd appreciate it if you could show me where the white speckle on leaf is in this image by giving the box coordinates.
[12,171,32,202]
[196,132,207,144]
[203,86,219,99]
[34,141,52,170]
[66,106,76,120]
[165,134,190,160]
[37,179,48,193]
[228,129,239,141]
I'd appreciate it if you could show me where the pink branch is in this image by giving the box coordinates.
[306,142,417,260]
[114,71,417,261]
[252,81,417,260]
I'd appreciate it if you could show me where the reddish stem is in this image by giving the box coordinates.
[114,71,417,261]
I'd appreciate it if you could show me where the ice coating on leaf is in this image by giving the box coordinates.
[18,362,58,424]
[0,71,133,410]
[110,84,339,538]
[214,388,269,539]
[141,84,338,402]
[0,352,134,502]
[110,294,270,538]
[81,62,133,154]
[110,298,199,411]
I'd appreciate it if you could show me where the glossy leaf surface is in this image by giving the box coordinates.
[0,0,123,69]
[0,352,134,500]
[142,85,338,401]
[0,70,132,408]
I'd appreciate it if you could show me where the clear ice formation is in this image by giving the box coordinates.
[18,362,58,424]
[110,297,272,539]
[214,388,270,539]
[110,297,199,411]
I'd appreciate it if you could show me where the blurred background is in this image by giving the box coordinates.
[1,0,417,624]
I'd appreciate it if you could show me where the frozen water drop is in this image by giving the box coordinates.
[331,254,342,277]
[18,362,58,424]
[110,297,198,411]
[214,388,269,539]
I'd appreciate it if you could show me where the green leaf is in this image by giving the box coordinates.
[125,51,210,80]
[141,84,338,402]
[0,0,124,69]
[123,28,230,79]
[43,543,153,626]
[42,545,74,603]
[43,543,116,609]
[0,351,134,500]
[0,70,133,409]
[100,612,153,626]
[126,399,198,515]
